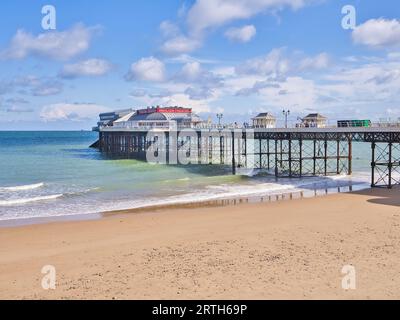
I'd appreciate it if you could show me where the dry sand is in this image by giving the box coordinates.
[0,187,400,300]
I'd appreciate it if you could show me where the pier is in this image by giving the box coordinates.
[96,127,400,189]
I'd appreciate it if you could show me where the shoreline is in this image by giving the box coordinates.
[0,181,370,228]
[1,186,400,299]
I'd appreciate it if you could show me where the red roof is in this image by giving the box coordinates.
[137,106,192,115]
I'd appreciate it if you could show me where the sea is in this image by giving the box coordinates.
[0,131,374,223]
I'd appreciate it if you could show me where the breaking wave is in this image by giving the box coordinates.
[0,182,44,192]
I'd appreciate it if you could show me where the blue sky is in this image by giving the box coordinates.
[0,0,399,129]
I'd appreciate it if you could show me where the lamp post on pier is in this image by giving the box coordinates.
[283,109,290,128]
[216,113,223,128]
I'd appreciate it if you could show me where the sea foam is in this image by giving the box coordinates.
[0,194,62,206]
[0,182,44,192]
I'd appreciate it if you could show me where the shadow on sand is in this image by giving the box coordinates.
[349,186,400,208]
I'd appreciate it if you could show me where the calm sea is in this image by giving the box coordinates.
[0,131,373,222]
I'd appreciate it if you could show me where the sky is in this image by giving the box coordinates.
[0,0,399,130]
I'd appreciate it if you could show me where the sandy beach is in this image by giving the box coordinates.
[0,187,400,300]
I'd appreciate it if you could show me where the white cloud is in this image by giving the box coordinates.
[298,53,330,71]
[160,21,180,38]
[160,0,312,55]
[130,88,148,97]
[40,103,110,121]
[125,57,166,82]
[235,49,329,79]
[179,61,203,80]
[187,0,311,34]
[161,36,201,54]
[152,93,212,113]
[174,61,223,88]
[353,19,400,49]
[236,80,280,96]
[9,76,63,96]
[6,105,34,113]
[31,80,63,96]
[185,86,215,100]
[236,48,290,78]
[1,24,99,60]
[60,59,113,78]
[225,25,256,43]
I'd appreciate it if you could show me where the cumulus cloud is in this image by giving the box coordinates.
[184,86,214,100]
[60,59,113,78]
[236,80,280,96]
[40,103,109,121]
[225,25,256,43]
[187,0,311,34]
[31,80,63,96]
[160,21,180,38]
[159,0,312,55]
[161,36,202,55]
[175,61,223,86]
[125,57,166,82]
[1,24,99,60]
[2,97,33,113]
[6,105,34,113]
[353,19,400,49]
[236,49,329,79]
[366,69,400,85]
[298,53,330,71]
[6,76,63,96]
[236,48,290,78]
[130,88,148,97]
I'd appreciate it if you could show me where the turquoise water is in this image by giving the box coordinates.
[0,131,372,221]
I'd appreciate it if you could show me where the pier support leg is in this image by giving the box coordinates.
[232,132,236,175]
[299,139,303,177]
[348,139,352,176]
[274,140,279,177]
[259,138,262,170]
[370,141,399,188]
[388,142,393,189]
[371,142,376,187]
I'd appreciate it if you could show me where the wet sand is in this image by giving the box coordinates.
[0,187,399,300]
